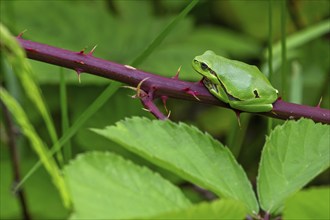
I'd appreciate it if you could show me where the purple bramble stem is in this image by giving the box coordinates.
[140,91,168,120]
[16,39,330,124]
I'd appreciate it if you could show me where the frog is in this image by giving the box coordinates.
[192,50,278,112]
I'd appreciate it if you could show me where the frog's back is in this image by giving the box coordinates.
[210,55,276,100]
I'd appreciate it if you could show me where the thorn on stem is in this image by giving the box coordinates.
[271,110,278,116]
[172,66,182,80]
[183,88,200,101]
[121,85,137,92]
[166,110,171,119]
[136,77,149,98]
[74,60,85,65]
[75,68,83,83]
[235,110,241,128]
[121,77,150,99]
[142,108,151,112]
[121,86,135,90]
[88,45,97,56]
[316,97,323,108]
[161,96,169,113]
[124,65,136,70]
[17,29,27,38]
[78,48,86,55]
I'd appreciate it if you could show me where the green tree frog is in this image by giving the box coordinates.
[192,50,278,112]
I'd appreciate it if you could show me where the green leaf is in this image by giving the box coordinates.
[257,119,330,213]
[149,199,246,219]
[64,151,191,219]
[0,88,70,207]
[92,117,258,215]
[283,187,330,219]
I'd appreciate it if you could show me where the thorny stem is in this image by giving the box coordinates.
[264,212,270,220]
[1,102,31,220]
[16,38,330,124]
[132,81,167,120]
[141,96,167,120]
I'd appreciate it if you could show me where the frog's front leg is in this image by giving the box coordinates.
[229,99,273,112]
[206,83,230,104]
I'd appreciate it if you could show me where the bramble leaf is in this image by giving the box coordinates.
[93,117,258,214]
[257,119,330,213]
[64,152,191,219]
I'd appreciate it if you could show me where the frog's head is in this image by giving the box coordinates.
[192,50,220,85]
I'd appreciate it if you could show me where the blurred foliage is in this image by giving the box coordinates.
[0,149,68,219]
[1,0,329,219]
[283,187,330,219]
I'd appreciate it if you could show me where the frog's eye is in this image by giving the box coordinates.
[200,62,208,71]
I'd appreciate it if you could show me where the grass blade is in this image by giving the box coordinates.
[59,68,72,163]
[0,87,70,207]
[132,0,199,67]
[267,19,330,59]
[0,23,63,164]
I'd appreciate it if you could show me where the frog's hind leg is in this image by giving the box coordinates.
[229,100,273,113]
